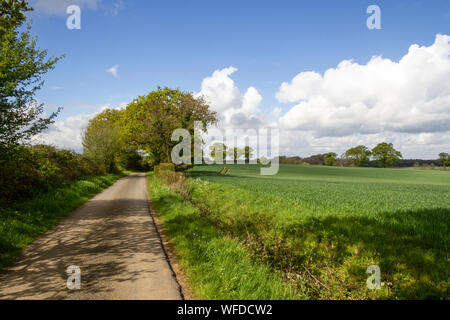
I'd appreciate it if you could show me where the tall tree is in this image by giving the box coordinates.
[210,142,227,163]
[372,142,402,168]
[119,87,217,164]
[324,152,337,166]
[344,145,371,167]
[0,0,63,145]
[244,146,253,164]
[82,109,122,173]
[227,146,245,164]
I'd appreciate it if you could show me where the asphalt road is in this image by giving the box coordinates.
[0,173,182,300]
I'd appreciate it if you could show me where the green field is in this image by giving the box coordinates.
[150,164,449,299]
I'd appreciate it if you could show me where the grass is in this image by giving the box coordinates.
[147,173,303,299]
[0,173,124,270]
[152,164,449,299]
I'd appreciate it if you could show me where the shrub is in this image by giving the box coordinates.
[154,163,190,198]
[0,144,104,203]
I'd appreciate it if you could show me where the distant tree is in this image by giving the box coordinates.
[344,145,372,167]
[324,152,337,166]
[371,142,402,168]
[209,142,227,163]
[0,0,63,145]
[302,154,325,165]
[227,146,246,164]
[82,109,122,173]
[244,146,253,164]
[438,152,449,170]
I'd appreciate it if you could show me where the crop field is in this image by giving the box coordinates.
[150,164,449,299]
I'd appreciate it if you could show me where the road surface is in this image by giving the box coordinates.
[0,173,182,300]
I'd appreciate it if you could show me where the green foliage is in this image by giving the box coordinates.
[227,147,243,164]
[244,146,253,164]
[209,142,227,163]
[0,0,63,144]
[82,108,123,173]
[345,145,372,167]
[372,142,402,168]
[0,173,123,270]
[116,148,149,172]
[119,87,217,164]
[0,0,31,33]
[438,152,449,168]
[182,164,449,299]
[324,152,337,166]
[0,144,104,202]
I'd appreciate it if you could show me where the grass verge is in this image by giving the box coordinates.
[0,173,124,270]
[146,172,303,299]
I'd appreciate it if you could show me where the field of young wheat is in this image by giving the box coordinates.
[149,165,449,299]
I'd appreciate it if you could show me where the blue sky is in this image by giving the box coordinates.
[28,0,450,158]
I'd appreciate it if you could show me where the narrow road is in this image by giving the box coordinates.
[0,173,182,300]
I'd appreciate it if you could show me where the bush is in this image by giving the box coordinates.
[0,144,104,203]
[154,163,190,198]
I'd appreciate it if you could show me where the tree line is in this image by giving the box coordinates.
[279,144,449,169]
[82,87,217,173]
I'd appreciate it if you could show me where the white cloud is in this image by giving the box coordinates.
[196,67,264,129]
[106,65,119,78]
[277,34,450,138]
[196,51,450,158]
[33,0,99,14]
[33,104,111,152]
[33,113,93,152]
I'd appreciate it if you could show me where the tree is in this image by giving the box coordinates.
[0,0,63,145]
[119,87,217,164]
[324,152,337,166]
[438,152,449,170]
[244,146,253,164]
[302,154,325,165]
[82,109,122,173]
[372,142,402,168]
[227,146,245,164]
[209,142,227,163]
[344,145,372,167]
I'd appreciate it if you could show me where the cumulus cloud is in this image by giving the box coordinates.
[33,113,93,152]
[277,34,450,138]
[33,0,99,14]
[196,67,264,129]
[106,65,119,78]
[33,104,114,152]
